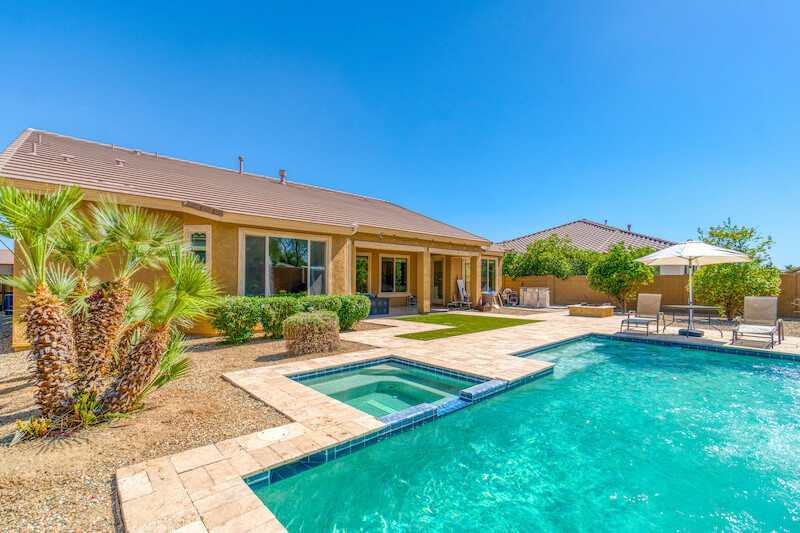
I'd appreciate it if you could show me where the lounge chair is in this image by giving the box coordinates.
[447,279,472,310]
[620,293,665,335]
[732,296,784,348]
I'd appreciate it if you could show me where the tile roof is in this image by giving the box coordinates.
[0,129,488,244]
[496,219,674,254]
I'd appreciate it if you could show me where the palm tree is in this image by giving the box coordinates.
[102,248,218,413]
[76,199,183,392]
[0,182,83,417]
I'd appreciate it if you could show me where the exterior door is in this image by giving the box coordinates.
[432,257,444,305]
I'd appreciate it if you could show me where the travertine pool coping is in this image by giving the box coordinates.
[116,310,800,532]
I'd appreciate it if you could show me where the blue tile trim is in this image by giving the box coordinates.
[436,398,470,415]
[512,333,800,362]
[460,379,507,402]
[289,356,483,384]
[379,403,438,429]
[507,367,555,390]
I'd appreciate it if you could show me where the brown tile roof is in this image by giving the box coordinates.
[0,129,488,244]
[496,219,674,254]
[0,249,13,265]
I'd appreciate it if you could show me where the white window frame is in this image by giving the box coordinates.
[378,253,411,297]
[237,228,332,297]
[355,254,371,295]
[184,224,212,271]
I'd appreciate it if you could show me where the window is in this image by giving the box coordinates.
[184,225,212,270]
[244,235,266,297]
[481,259,496,292]
[242,232,328,296]
[355,255,369,294]
[380,256,408,294]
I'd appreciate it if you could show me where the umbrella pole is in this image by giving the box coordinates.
[688,261,694,330]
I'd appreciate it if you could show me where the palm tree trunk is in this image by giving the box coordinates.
[24,285,75,418]
[113,321,149,372]
[101,325,169,414]
[75,279,131,392]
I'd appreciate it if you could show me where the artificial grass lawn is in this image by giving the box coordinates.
[394,313,540,341]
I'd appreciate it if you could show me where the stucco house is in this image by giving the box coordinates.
[0,129,502,349]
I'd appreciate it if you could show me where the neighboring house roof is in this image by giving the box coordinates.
[0,129,488,244]
[786,266,800,274]
[496,219,674,254]
[0,249,13,265]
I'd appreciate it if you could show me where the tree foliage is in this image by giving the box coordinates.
[692,219,781,320]
[502,235,601,279]
[587,243,655,312]
[0,181,219,441]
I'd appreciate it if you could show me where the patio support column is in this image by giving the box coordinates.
[469,255,481,306]
[417,249,431,314]
[349,241,357,295]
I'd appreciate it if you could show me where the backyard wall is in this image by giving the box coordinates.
[503,272,799,318]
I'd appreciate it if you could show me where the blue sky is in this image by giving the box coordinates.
[1,2,798,267]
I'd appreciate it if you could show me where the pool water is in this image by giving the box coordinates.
[298,362,476,417]
[253,338,800,532]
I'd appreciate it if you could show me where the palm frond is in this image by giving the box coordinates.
[91,198,184,280]
[0,182,83,287]
[160,247,220,328]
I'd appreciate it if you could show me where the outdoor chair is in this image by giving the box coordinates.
[732,296,784,349]
[446,279,471,310]
[620,293,665,335]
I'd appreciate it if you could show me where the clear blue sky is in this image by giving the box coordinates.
[1,2,798,267]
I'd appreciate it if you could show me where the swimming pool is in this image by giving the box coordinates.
[251,337,800,531]
[294,360,481,417]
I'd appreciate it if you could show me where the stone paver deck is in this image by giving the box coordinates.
[116,309,800,532]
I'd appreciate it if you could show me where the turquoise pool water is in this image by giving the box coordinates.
[254,338,800,532]
[298,362,475,417]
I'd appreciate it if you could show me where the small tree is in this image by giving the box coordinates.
[692,219,781,320]
[587,243,654,312]
[502,235,600,279]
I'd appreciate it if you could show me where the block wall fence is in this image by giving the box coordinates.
[503,272,799,318]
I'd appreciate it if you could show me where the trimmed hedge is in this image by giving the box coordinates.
[211,296,263,344]
[211,294,372,343]
[283,311,340,356]
[262,296,301,338]
[337,295,371,329]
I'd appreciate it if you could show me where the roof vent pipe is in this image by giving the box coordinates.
[30,142,37,155]
[37,133,42,143]
[627,224,631,231]
[238,156,244,174]
[279,169,286,184]
[604,219,607,225]
[111,142,114,149]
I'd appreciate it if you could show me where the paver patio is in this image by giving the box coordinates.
[116,309,800,532]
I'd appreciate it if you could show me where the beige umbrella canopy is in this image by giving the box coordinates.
[636,240,751,332]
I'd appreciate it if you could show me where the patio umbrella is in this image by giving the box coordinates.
[635,241,751,334]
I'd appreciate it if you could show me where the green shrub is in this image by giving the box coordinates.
[282,310,340,356]
[337,294,371,329]
[262,296,301,338]
[211,296,263,344]
[297,295,343,314]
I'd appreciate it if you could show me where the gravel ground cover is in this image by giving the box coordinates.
[0,326,373,532]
